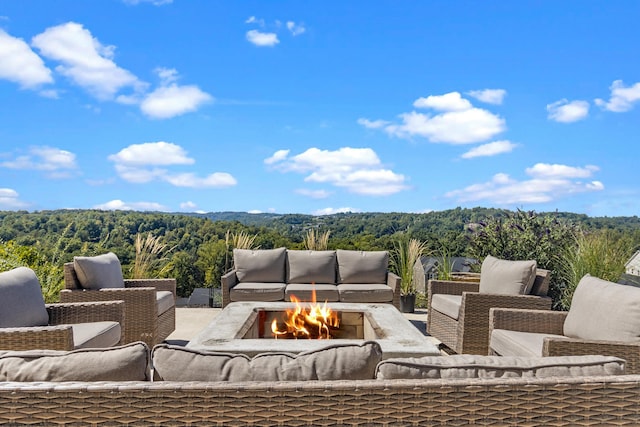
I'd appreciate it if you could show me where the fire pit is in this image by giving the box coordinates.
[187,301,441,359]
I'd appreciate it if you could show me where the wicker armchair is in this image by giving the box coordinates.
[427,268,552,355]
[60,261,176,348]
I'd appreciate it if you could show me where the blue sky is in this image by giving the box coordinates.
[1,1,639,216]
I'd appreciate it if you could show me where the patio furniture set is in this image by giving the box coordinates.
[1,249,640,425]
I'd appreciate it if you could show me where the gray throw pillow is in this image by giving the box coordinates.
[479,255,536,295]
[0,342,150,381]
[564,274,640,341]
[0,267,49,328]
[73,252,125,290]
[234,248,287,283]
[375,354,625,380]
[337,250,388,284]
[287,250,337,284]
[152,341,382,382]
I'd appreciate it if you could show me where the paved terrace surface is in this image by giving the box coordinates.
[166,307,442,349]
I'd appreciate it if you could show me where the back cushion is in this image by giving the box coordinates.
[287,250,336,284]
[337,250,388,284]
[564,274,640,341]
[375,354,625,380]
[0,267,49,328]
[73,252,125,290]
[0,342,150,381]
[479,255,536,295]
[234,248,286,283]
[152,341,382,382]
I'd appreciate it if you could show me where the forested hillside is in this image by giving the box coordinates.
[1,208,640,305]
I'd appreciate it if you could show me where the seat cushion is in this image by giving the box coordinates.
[285,284,339,302]
[286,250,336,284]
[156,290,175,315]
[430,294,462,320]
[230,282,286,302]
[564,274,640,342]
[68,321,122,349]
[152,341,382,381]
[337,284,394,303]
[0,267,49,328]
[490,329,568,357]
[73,252,125,289]
[376,354,625,380]
[0,342,149,381]
[337,250,388,284]
[234,248,286,283]
[479,255,536,295]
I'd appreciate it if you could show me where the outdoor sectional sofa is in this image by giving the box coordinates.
[222,248,402,309]
[1,341,639,426]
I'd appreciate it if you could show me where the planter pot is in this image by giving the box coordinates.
[400,294,416,313]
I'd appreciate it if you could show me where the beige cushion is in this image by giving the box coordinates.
[152,341,382,382]
[68,321,122,349]
[337,284,393,303]
[230,282,286,302]
[430,294,462,320]
[234,248,286,283]
[490,329,568,357]
[375,354,625,380]
[337,250,388,284]
[479,255,536,295]
[0,267,49,328]
[286,250,336,284]
[285,283,339,302]
[0,342,150,381]
[564,274,640,341]
[156,290,175,315]
[73,252,125,290]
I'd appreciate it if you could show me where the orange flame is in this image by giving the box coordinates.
[271,289,339,339]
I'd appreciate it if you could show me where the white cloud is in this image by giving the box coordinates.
[295,189,331,199]
[0,188,29,209]
[547,99,589,123]
[139,69,213,119]
[31,22,144,100]
[445,163,604,205]
[246,30,279,47]
[313,207,359,216]
[264,149,290,165]
[108,141,194,166]
[93,199,168,211]
[180,201,197,210]
[267,147,408,196]
[286,21,306,36]
[413,92,472,111]
[357,118,390,129]
[467,89,507,105]
[1,146,78,178]
[461,140,517,159]
[123,0,173,5]
[595,80,640,112]
[0,29,53,89]
[245,16,265,26]
[163,172,237,188]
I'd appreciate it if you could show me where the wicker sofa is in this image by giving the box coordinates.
[222,248,401,309]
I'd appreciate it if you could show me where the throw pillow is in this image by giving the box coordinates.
[0,267,49,328]
[337,250,388,284]
[286,250,337,284]
[479,255,536,295]
[73,252,125,290]
[234,248,287,283]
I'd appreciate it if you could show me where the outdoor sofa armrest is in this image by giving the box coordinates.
[221,270,238,307]
[46,301,125,326]
[0,325,74,351]
[427,279,480,310]
[125,278,176,299]
[489,308,567,335]
[545,338,640,375]
[386,271,401,309]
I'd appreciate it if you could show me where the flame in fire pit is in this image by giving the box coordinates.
[271,290,339,339]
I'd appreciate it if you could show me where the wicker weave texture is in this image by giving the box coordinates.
[1,377,640,426]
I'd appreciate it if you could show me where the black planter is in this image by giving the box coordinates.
[400,294,416,313]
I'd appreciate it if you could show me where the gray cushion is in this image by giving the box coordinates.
[230,282,286,302]
[490,329,568,357]
[564,274,640,341]
[156,290,175,315]
[337,250,388,284]
[430,294,462,320]
[286,250,336,284]
[234,248,286,283]
[375,354,625,380]
[152,341,382,382]
[67,321,122,349]
[0,342,150,381]
[0,267,48,328]
[73,252,125,290]
[479,255,536,295]
[285,284,339,302]
[337,284,394,303]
